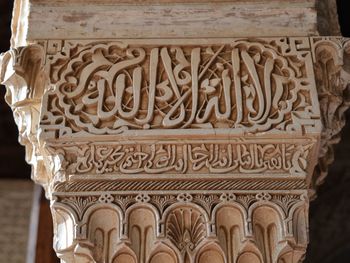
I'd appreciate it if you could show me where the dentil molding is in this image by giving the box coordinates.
[1,36,349,263]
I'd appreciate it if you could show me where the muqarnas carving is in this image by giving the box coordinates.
[53,192,308,263]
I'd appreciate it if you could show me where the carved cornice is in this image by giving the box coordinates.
[1,37,349,263]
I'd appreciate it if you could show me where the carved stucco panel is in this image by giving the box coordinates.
[39,38,321,138]
[52,191,308,263]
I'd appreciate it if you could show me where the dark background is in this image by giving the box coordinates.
[0,0,349,262]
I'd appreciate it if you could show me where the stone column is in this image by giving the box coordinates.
[1,1,349,262]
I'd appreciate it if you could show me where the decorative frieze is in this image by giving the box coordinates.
[54,178,307,193]
[52,191,308,263]
[47,141,314,176]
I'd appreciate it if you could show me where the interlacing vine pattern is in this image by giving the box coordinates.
[40,38,320,138]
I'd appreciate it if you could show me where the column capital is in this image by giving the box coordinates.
[1,36,349,262]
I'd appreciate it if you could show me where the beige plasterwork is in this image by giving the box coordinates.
[1,35,349,263]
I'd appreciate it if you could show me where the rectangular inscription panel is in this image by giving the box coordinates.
[48,140,314,177]
[40,37,321,140]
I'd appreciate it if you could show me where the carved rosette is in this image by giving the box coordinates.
[1,37,349,263]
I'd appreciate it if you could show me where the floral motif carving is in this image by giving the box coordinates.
[166,207,206,253]
[98,193,114,203]
[60,196,98,220]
